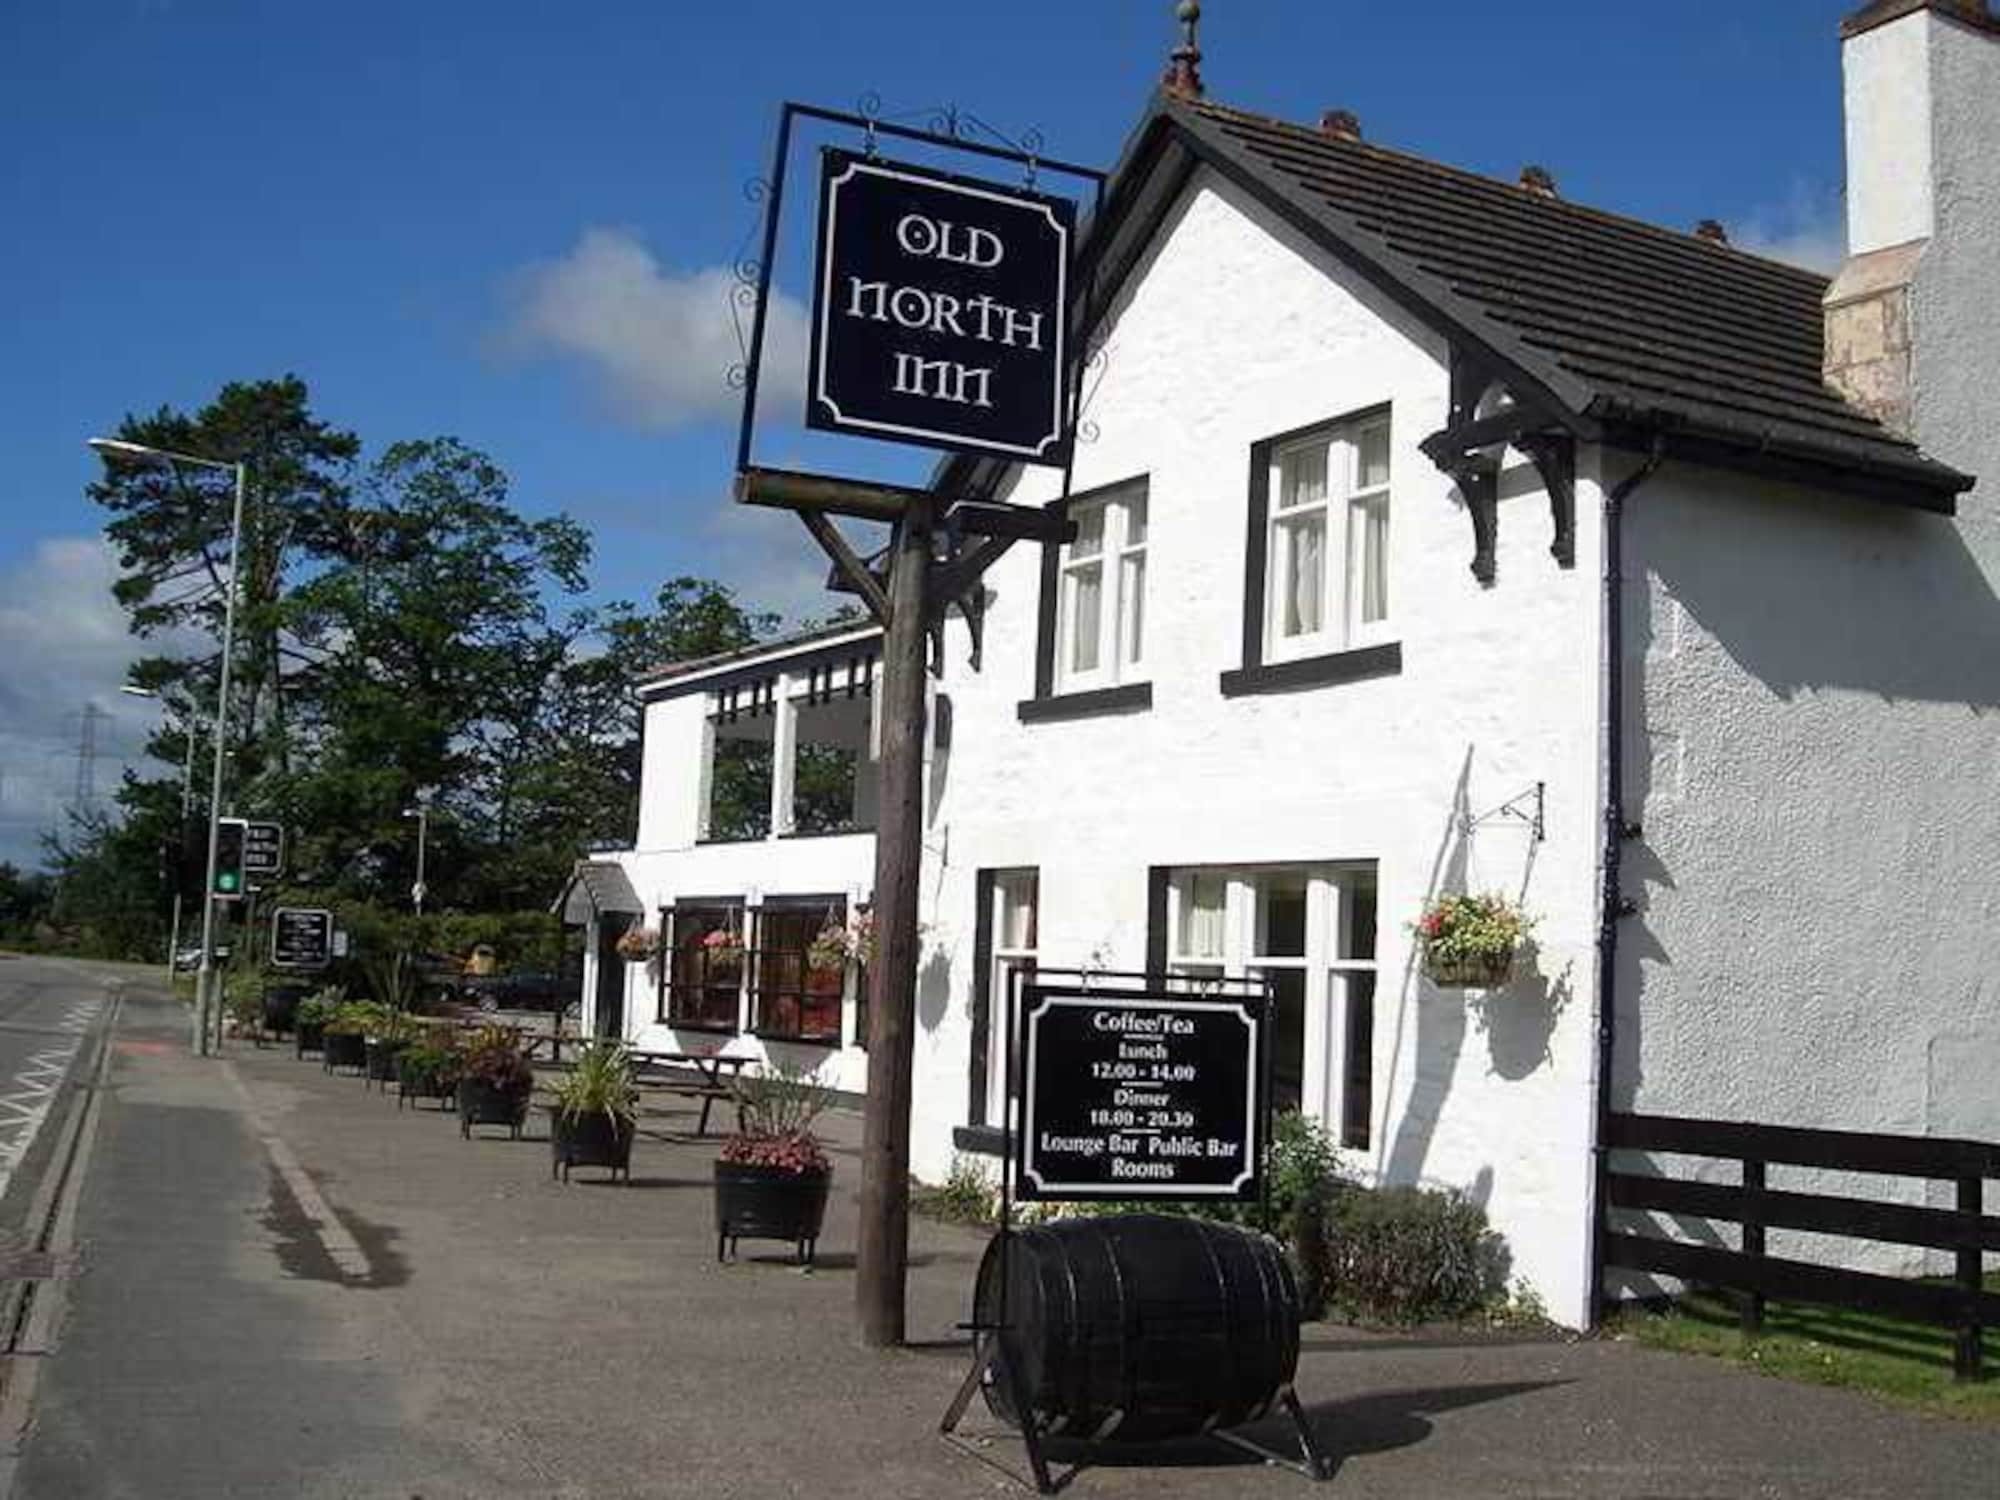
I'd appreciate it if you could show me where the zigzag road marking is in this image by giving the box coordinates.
[0,999,99,1201]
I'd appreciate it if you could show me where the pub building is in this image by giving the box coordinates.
[557,1,2000,1328]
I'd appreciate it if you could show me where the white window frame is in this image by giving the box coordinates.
[1055,480,1148,694]
[1265,415,1392,663]
[1164,863,1378,1151]
[985,869,1039,1130]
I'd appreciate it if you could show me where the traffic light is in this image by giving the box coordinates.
[213,818,247,899]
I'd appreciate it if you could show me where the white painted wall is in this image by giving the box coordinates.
[1844,13,1937,253]
[911,172,1611,1326]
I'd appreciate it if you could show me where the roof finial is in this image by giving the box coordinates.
[1164,1,1204,99]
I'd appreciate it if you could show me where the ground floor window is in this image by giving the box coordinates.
[661,901,746,1030]
[970,868,1038,1132]
[1162,862,1377,1149]
[751,900,846,1045]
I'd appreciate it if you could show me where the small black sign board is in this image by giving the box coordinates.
[271,907,333,971]
[1014,978,1264,1202]
[808,149,1074,464]
[242,820,284,878]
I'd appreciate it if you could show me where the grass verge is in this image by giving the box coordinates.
[1609,1274,2000,1422]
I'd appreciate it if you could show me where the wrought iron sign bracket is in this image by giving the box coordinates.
[1462,781,1547,843]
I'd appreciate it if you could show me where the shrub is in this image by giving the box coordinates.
[552,1040,636,1128]
[722,1064,834,1175]
[1325,1184,1507,1325]
[912,1155,1000,1226]
[459,1024,534,1096]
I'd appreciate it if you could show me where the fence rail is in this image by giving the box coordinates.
[1602,1110,2000,1381]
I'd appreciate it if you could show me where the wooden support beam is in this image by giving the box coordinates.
[736,465,921,524]
[799,511,892,625]
[946,499,1077,545]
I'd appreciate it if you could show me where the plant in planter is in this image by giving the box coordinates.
[364,1009,424,1088]
[548,1041,638,1183]
[614,926,661,962]
[455,1025,534,1139]
[294,989,343,1056]
[322,1001,388,1073]
[396,1027,463,1111]
[1413,892,1535,988]
[714,1065,836,1265]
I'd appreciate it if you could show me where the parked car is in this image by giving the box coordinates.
[459,970,576,1014]
[172,944,232,972]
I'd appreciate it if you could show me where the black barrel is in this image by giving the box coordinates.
[975,1213,1300,1443]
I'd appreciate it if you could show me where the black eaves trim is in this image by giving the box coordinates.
[1017,682,1153,723]
[953,1125,1008,1158]
[1219,643,1402,697]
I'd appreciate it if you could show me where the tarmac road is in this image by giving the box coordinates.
[0,955,121,1235]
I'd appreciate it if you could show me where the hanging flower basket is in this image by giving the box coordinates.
[615,926,661,962]
[702,928,745,975]
[1413,893,1533,990]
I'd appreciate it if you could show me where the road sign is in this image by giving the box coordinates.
[242,820,284,878]
[1015,977,1265,1202]
[212,817,247,899]
[271,907,334,970]
[808,149,1074,464]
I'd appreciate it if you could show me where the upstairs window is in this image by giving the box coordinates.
[1267,416,1390,660]
[1056,482,1148,693]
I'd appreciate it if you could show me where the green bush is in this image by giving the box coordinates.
[912,1156,1000,1226]
[1325,1184,1507,1325]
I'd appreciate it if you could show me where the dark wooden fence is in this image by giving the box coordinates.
[1602,1111,2000,1380]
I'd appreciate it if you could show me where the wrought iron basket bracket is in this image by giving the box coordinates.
[1461,781,1546,842]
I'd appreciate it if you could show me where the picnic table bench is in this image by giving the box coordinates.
[628,1050,752,1137]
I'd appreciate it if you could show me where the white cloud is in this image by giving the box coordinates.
[0,536,166,870]
[1733,185,1847,274]
[503,228,809,430]
[696,499,881,628]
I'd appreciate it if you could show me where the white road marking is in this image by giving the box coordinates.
[0,1000,100,1204]
[221,1065,372,1280]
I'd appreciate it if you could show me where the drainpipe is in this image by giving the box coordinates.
[1586,435,1666,1329]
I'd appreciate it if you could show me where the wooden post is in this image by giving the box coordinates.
[1740,1158,1766,1336]
[1956,1175,1983,1383]
[856,495,933,1348]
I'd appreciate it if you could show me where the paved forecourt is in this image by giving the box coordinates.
[9,977,2000,1498]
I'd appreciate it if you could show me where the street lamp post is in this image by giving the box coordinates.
[402,803,429,917]
[120,683,197,982]
[92,438,247,1057]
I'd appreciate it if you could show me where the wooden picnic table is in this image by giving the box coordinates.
[627,1049,753,1137]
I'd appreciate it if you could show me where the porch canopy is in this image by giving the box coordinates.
[553,860,643,927]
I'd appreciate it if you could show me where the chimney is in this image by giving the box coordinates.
[1826,1,2000,442]
[1694,219,1729,245]
[1162,1,1204,99]
[1319,109,1362,142]
[1518,165,1558,199]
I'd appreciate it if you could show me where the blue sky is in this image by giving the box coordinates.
[0,1,1857,862]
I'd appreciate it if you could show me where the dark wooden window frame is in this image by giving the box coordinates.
[748,894,849,1048]
[1229,403,1402,698]
[659,897,748,1034]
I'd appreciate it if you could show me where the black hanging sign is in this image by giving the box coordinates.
[242,819,284,879]
[808,149,1074,464]
[1015,980,1264,1202]
[271,907,334,971]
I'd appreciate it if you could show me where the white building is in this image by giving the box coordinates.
[564,0,2000,1328]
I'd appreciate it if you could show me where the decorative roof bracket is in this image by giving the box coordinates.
[1514,431,1577,569]
[1422,351,1577,581]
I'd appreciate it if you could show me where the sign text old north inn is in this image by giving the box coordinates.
[809,149,1074,462]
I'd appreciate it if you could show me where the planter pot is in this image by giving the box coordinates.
[456,1077,531,1139]
[364,1037,410,1087]
[549,1107,636,1183]
[295,1020,326,1057]
[713,1161,831,1265]
[323,1031,367,1073]
[262,987,307,1036]
[397,1057,458,1112]
[1423,949,1516,988]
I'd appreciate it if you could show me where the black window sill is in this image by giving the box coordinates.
[1219,642,1402,698]
[1017,681,1153,724]
[694,833,771,847]
[749,1030,842,1049]
[953,1124,1008,1157]
[778,826,876,840]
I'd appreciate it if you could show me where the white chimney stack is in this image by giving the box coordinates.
[1826,1,2000,447]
